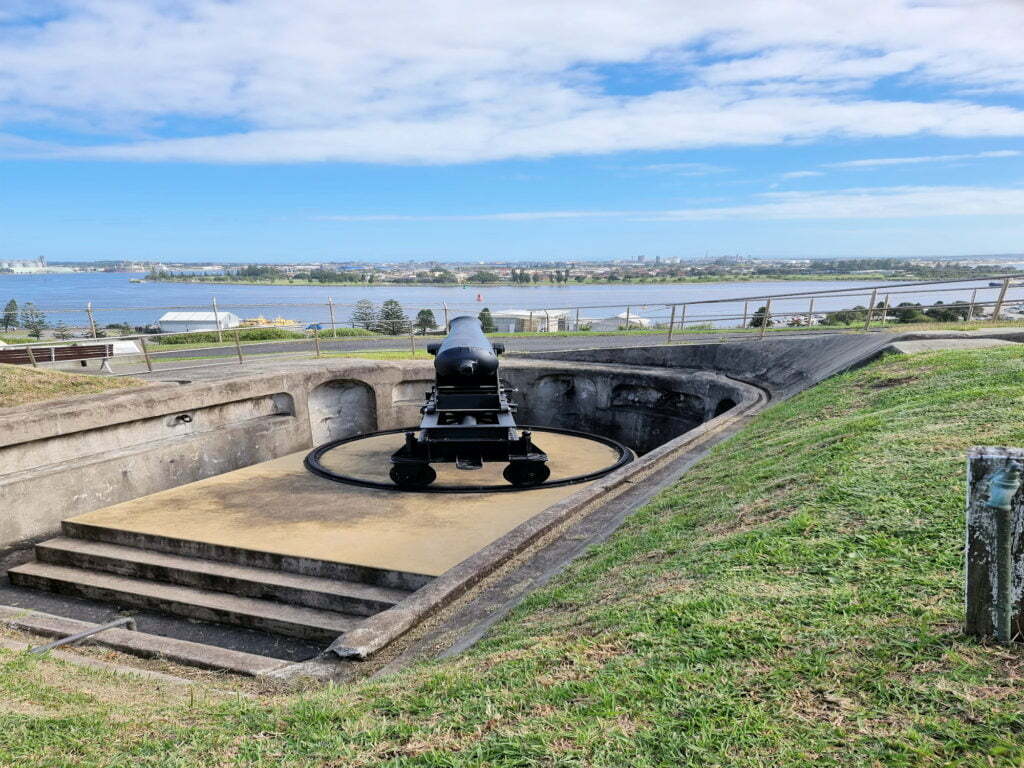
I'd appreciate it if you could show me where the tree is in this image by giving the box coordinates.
[748,305,774,328]
[478,307,497,333]
[467,271,500,283]
[350,299,378,330]
[20,302,47,339]
[53,322,73,340]
[376,299,411,335]
[414,308,437,335]
[2,299,17,332]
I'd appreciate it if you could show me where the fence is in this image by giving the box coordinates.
[2,274,1023,377]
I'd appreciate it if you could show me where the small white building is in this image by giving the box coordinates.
[489,310,568,332]
[158,311,241,333]
[590,312,652,331]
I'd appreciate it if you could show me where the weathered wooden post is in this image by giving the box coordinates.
[211,297,223,343]
[327,297,338,338]
[965,446,1024,642]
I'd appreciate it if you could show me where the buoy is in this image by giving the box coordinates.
[476,293,483,302]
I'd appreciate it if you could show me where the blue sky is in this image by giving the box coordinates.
[2,1,1024,263]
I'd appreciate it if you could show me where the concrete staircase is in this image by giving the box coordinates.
[9,522,432,645]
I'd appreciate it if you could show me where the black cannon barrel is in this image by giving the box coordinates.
[431,315,502,385]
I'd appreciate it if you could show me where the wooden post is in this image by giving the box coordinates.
[678,303,687,334]
[211,297,223,343]
[86,302,97,339]
[25,344,37,368]
[667,304,676,343]
[528,311,533,333]
[863,288,878,331]
[759,298,771,339]
[313,328,322,359]
[233,328,244,364]
[967,288,978,322]
[328,297,338,337]
[410,332,415,356]
[624,306,631,332]
[993,277,1011,322]
[139,336,153,372]
[807,297,815,328]
[742,301,749,329]
[965,447,1024,641]
[575,306,581,331]
[879,294,890,328]
[442,302,449,332]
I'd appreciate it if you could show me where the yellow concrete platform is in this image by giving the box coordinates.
[69,432,620,577]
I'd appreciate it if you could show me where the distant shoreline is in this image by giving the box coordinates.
[142,273,898,288]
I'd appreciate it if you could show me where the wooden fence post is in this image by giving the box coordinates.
[965,446,1024,641]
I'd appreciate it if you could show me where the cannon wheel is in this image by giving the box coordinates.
[503,461,551,488]
[389,463,437,489]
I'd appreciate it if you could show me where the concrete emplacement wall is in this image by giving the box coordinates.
[0,357,750,549]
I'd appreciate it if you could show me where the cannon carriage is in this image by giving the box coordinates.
[389,315,549,489]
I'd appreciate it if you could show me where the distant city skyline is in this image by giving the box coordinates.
[2,2,1023,262]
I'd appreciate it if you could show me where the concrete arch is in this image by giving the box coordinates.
[308,379,377,445]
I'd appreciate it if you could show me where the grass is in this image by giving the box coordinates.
[3,346,1024,765]
[151,326,375,346]
[0,365,145,408]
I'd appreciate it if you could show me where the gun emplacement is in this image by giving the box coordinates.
[389,315,549,488]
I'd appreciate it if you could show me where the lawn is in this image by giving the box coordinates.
[0,365,145,409]
[2,346,1024,766]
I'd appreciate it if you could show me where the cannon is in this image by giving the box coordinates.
[389,315,549,489]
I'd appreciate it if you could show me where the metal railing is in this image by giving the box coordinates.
[2,274,1022,377]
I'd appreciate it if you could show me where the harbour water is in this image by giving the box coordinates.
[0,271,1016,330]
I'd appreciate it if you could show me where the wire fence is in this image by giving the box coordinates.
[2,274,1023,377]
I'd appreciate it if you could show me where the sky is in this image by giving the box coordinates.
[2,1,1024,263]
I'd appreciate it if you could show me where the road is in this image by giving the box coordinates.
[144,328,855,361]
[119,327,867,379]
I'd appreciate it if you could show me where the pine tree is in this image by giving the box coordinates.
[376,299,411,335]
[20,302,47,339]
[2,299,17,332]
[748,305,774,328]
[350,299,378,330]
[478,307,497,333]
[53,322,73,340]
[414,308,437,335]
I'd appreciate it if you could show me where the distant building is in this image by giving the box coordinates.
[0,256,46,273]
[590,312,652,331]
[158,311,241,333]
[489,309,568,332]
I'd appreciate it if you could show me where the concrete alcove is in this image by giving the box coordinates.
[308,379,377,444]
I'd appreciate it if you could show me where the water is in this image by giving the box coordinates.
[0,271,1017,331]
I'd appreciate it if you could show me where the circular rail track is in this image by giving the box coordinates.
[305,426,633,494]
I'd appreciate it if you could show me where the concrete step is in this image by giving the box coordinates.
[35,537,409,617]
[0,604,287,676]
[8,562,359,642]
[62,520,433,592]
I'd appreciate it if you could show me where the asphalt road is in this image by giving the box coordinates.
[145,328,853,361]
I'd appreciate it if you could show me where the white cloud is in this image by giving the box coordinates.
[780,170,824,178]
[1,1,1024,162]
[827,149,1023,168]
[641,162,730,175]
[319,186,1024,222]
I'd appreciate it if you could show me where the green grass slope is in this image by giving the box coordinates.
[3,346,1024,766]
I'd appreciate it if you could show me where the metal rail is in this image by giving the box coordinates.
[28,616,137,655]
